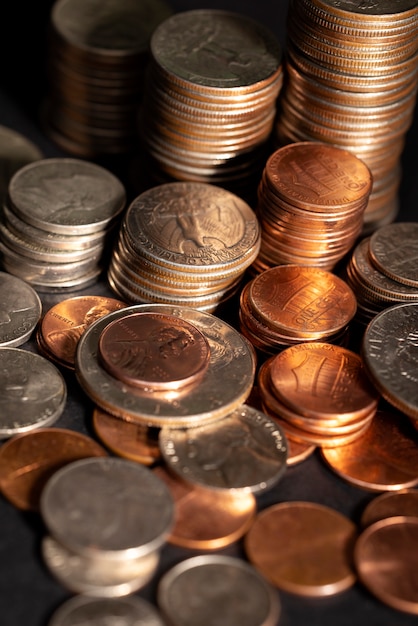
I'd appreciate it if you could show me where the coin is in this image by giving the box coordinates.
[245,500,357,597]
[0,271,42,347]
[368,222,418,288]
[361,489,418,527]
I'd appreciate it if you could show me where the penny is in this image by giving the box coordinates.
[354,516,418,615]
[157,554,280,626]
[48,595,166,626]
[97,311,210,391]
[153,465,256,550]
[159,404,288,494]
[244,500,357,597]
[40,294,127,367]
[361,490,418,527]
[321,409,418,492]
[92,407,161,465]
[0,271,42,347]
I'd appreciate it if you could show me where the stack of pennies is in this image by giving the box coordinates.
[107,182,261,312]
[343,222,418,326]
[0,158,126,292]
[239,265,357,355]
[139,9,283,198]
[37,294,127,370]
[257,342,380,447]
[42,0,172,158]
[40,457,174,597]
[253,141,373,273]
[75,304,257,429]
[274,0,418,233]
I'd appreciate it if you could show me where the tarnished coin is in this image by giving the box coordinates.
[368,222,418,288]
[157,554,280,626]
[76,304,256,428]
[97,311,210,391]
[39,294,127,368]
[245,501,357,597]
[159,404,288,494]
[153,465,256,550]
[0,271,42,347]
[0,427,107,511]
[8,157,126,235]
[48,595,165,626]
[361,489,418,527]
[354,517,418,615]
[362,302,418,420]
[40,456,174,561]
[0,348,67,438]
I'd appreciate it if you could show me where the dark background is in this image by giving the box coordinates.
[0,1,417,625]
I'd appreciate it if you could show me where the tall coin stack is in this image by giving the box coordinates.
[139,9,283,199]
[275,0,418,233]
[43,0,172,158]
[252,141,373,273]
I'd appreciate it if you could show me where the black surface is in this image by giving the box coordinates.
[0,1,417,625]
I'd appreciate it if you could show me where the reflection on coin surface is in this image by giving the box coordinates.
[0,271,42,347]
[245,501,357,597]
[48,594,166,626]
[361,490,418,527]
[354,517,418,615]
[159,404,288,494]
[40,457,174,561]
[157,554,280,626]
[0,428,107,511]
[98,311,210,390]
[362,302,418,419]
[153,464,256,550]
[320,409,418,492]
[0,348,67,438]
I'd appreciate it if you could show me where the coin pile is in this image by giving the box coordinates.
[258,342,380,447]
[43,0,172,157]
[275,0,418,233]
[40,456,174,596]
[0,158,126,291]
[75,304,256,428]
[239,265,356,355]
[253,141,372,272]
[344,222,418,326]
[139,9,283,198]
[108,182,261,312]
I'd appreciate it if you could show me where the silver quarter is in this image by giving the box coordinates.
[0,272,42,347]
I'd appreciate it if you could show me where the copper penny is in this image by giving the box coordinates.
[40,295,127,367]
[92,406,161,465]
[321,409,418,492]
[97,311,211,391]
[361,490,418,527]
[153,465,256,551]
[245,500,357,597]
[354,516,418,615]
[0,428,107,511]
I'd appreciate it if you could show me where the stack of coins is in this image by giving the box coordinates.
[253,141,373,272]
[258,342,380,447]
[43,0,172,157]
[37,295,127,369]
[107,182,261,312]
[139,9,283,198]
[239,265,357,355]
[344,222,418,326]
[275,0,418,233]
[75,304,256,429]
[40,457,174,597]
[0,158,126,292]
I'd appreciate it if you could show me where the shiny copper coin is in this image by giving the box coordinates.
[354,517,418,615]
[97,311,211,391]
[269,342,380,421]
[361,490,418,527]
[92,407,161,465]
[245,501,357,597]
[153,465,256,550]
[41,295,127,367]
[320,409,418,492]
[0,428,107,511]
